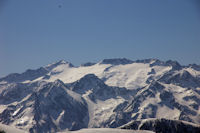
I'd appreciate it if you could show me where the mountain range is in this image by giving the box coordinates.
[0,58,199,133]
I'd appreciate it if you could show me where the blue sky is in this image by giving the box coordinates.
[0,0,200,76]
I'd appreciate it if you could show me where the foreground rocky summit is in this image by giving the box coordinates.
[120,118,200,133]
[60,128,154,133]
[0,58,199,132]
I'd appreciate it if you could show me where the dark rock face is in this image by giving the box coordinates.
[81,62,96,67]
[68,74,131,101]
[165,60,182,70]
[188,64,200,71]
[69,74,105,94]
[148,69,156,75]
[120,118,200,133]
[0,80,89,133]
[159,70,200,88]
[108,83,164,128]
[28,86,88,133]
[149,60,166,67]
[0,83,31,104]
[134,59,161,64]
[109,80,200,127]
[0,105,15,125]
[159,90,173,101]
[100,58,133,65]
[134,59,182,70]
[0,67,48,83]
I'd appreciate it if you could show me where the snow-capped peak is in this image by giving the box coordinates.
[45,60,74,71]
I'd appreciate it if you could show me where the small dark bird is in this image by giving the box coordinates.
[58,4,62,8]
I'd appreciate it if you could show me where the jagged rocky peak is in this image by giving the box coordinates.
[134,58,181,69]
[135,58,161,64]
[179,70,191,77]
[100,58,133,65]
[188,64,200,71]
[77,74,102,83]
[55,60,71,65]
[0,67,48,83]
[159,69,200,88]
[80,73,99,79]
[70,74,105,93]
[45,60,74,71]
[135,59,169,67]
[0,80,88,132]
[0,82,31,104]
[0,59,74,83]
[81,62,96,67]
[165,60,181,70]
[52,79,66,87]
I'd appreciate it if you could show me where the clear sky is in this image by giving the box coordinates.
[0,0,200,76]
